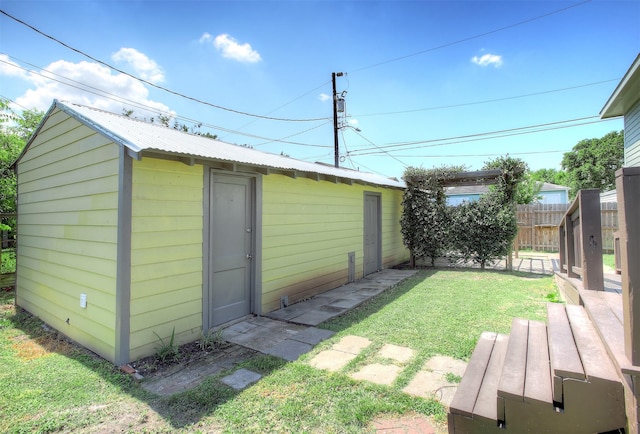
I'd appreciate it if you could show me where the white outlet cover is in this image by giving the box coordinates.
[80,293,87,308]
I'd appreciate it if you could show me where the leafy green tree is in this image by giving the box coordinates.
[400,157,523,269]
[482,156,528,205]
[561,130,624,197]
[450,191,518,270]
[401,166,461,266]
[530,168,568,186]
[0,99,44,213]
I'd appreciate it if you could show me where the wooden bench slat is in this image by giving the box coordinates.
[497,318,528,401]
[449,331,497,417]
[565,304,618,383]
[524,320,553,405]
[473,333,508,424]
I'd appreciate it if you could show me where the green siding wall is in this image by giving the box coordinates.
[261,174,408,313]
[16,109,120,361]
[129,158,204,361]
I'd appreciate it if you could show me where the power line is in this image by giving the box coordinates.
[352,79,619,118]
[0,9,330,123]
[350,129,409,168]
[349,116,617,156]
[1,56,332,148]
[219,80,330,140]
[352,0,592,73]
[368,150,568,159]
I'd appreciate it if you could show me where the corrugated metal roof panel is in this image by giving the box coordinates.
[57,101,405,189]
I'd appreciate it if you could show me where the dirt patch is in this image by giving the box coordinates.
[371,412,447,434]
[10,333,76,361]
[130,339,232,378]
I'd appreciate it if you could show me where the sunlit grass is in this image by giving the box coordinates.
[0,269,556,433]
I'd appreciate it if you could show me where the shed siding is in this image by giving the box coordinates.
[624,100,640,167]
[128,158,204,361]
[16,113,120,361]
[261,174,407,312]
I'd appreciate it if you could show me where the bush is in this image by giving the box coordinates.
[401,157,525,269]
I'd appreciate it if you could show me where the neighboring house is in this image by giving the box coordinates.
[600,189,618,203]
[445,182,569,206]
[15,100,409,365]
[601,53,640,166]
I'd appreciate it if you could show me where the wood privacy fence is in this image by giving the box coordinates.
[516,202,618,253]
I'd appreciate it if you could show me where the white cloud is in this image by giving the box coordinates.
[348,118,359,127]
[212,34,262,63]
[5,57,172,117]
[318,93,331,102]
[471,53,503,68]
[0,54,28,79]
[111,48,165,83]
[199,32,213,44]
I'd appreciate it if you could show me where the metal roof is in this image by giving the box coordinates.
[53,100,405,189]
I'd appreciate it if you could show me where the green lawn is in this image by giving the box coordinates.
[0,269,557,433]
[1,248,16,274]
[603,253,615,270]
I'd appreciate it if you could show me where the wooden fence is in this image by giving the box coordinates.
[516,202,618,253]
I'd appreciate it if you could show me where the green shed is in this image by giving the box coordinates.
[15,100,409,365]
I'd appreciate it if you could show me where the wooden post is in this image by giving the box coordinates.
[616,167,640,365]
[558,222,566,272]
[565,213,578,278]
[578,189,604,291]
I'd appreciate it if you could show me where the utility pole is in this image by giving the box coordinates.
[332,72,343,168]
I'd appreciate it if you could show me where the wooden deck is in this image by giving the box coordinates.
[449,303,626,433]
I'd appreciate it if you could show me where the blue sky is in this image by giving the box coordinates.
[1,0,638,180]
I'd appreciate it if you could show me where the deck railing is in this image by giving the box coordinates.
[616,167,640,365]
[557,189,604,291]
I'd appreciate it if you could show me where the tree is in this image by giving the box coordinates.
[450,191,518,270]
[400,157,524,270]
[561,130,624,197]
[530,168,568,186]
[0,100,44,213]
[401,166,461,266]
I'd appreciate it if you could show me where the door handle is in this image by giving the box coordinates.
[246,254,252,259]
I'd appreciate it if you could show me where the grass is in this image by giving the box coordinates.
[0,269,556,433]
[1,248,16,274]
[603,253,615,270]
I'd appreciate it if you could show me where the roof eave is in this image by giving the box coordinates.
[600,53,640,119]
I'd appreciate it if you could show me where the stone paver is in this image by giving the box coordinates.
[424,355,467,376]
[291,327,335,345]
[309,349,357,372]
[333,335,372,354]
[220,368,262,390]
[350,363,403,386]
[372,413,437,434]
[403,356,469,407]
[378,343,415,364]
[265,339,313,361]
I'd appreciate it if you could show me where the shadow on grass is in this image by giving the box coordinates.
[1,264,549,431]
[1,289,287,431]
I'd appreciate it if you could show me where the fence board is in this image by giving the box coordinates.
[516,203,617,253]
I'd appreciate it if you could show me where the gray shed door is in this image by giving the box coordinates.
[208,174,253,326]
[364,193,381,276]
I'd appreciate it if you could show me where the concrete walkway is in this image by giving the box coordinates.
[222,269,418,359]
[141,269,418,394]
[138,268,450,433]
